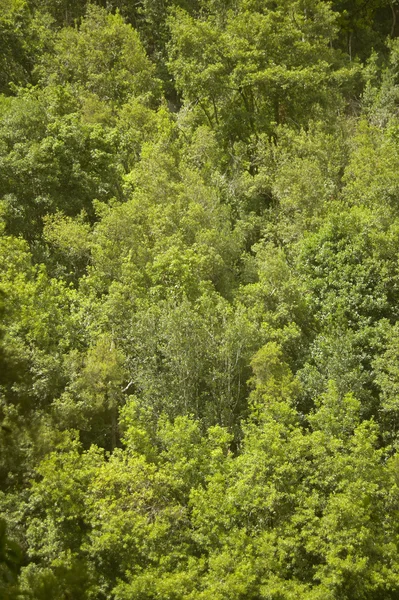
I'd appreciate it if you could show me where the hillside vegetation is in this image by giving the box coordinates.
[3,1,399,598]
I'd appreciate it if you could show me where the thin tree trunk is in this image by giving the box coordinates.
[391,2,397,37]
[348,32,352,62]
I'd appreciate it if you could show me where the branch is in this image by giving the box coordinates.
[122,381,134,393]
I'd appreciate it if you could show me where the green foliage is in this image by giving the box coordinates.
[0,518,21,600]
[167,0,355,149]
[37,6,161,107]
[42,211,91,281]
[188,389,399,599]
[2,2,399,598]
[0,0,51,94]
[0,86,122,239]
[52,335,126,449]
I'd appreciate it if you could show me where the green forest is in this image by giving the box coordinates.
[4,0,399,598]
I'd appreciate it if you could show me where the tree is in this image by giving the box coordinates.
[167,0,356,151]
[0,518,21,600]
[37,5,161,107]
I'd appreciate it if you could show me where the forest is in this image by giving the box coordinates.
[3,0,399,598]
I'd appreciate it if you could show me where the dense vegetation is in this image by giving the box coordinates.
[3,0,399,598]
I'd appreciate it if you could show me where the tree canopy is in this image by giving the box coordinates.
[3,1,399,598]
